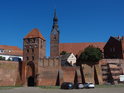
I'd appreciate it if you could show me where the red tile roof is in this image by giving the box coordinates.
[0,45,21,50]
[59,42,106,56]
[0,51,23,56]
[0,45,23,56]
[24,28,45,40]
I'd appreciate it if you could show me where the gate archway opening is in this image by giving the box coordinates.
[27,61,35,86]
[28,76,35,86]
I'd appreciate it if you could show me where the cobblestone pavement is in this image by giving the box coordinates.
[0,87,124,93]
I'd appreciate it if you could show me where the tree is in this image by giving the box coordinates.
[0,56,3,60]
[78,46,103,65]
[60,51,67,55]
[0,56,5,60]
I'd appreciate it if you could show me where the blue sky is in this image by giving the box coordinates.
[0,0,124,56]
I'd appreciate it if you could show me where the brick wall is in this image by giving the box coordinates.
[99,59,124,84]
[0,61,21,86]
[82,64,94,83]
[94,64,103,84]
[37,58,61,86]
[37,67,59,86]
[62,67,82,84]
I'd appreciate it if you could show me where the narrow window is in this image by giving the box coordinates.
[32,56,34,60]
[27,49,29,53]
[113,48,115,52]
[110,48,112,52]
[32,48,34,53]
[27,57,29,60]
[54,35,56,40]
[33,38,35,43]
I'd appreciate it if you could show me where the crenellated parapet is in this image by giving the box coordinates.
[39,58,61,67]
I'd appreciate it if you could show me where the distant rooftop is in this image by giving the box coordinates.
[59,42,106,56]
[0,45,23,56]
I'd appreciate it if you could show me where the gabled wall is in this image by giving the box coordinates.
[104,37,123,59]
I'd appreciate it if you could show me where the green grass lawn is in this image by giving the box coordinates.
[38,84,124,89]
[0,84,124,90]
[38,86,60,89]
[96,84,124,88]
[0,86,22,90]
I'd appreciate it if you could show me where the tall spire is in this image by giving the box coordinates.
[53,9,58,28]
[50,9,60,57]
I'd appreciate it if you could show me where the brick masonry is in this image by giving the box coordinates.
[99,59,124,84]
[0,59,124,86]
[0,61,21,86]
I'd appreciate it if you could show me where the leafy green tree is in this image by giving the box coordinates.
[0,56,3,60]
[60,51,67,55]
[78,46,103,65]
[0,56,5,60]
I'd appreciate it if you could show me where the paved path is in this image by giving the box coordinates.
[0,87,124,93]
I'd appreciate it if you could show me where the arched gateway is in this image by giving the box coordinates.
[27,61,35,86]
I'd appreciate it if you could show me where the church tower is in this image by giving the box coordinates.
[22,28,46,86]
[50,10,60,57]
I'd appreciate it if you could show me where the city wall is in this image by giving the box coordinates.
[0,61,21,86]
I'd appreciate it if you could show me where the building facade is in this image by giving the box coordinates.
[61,53,76,66]
[104,36,124,59]
[0,45,23,61]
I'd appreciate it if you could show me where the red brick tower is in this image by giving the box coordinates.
[50,10,60,57]
[22,28,46,86]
